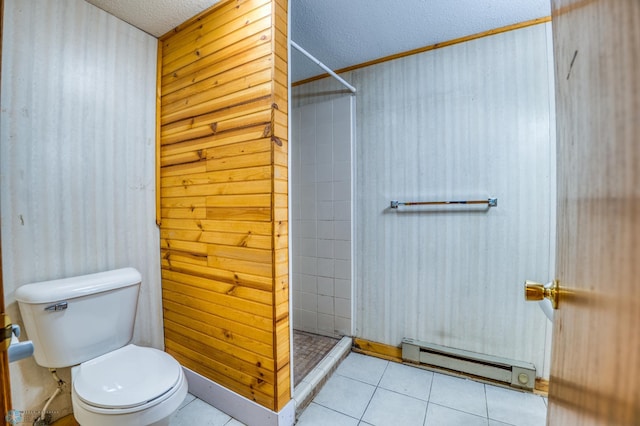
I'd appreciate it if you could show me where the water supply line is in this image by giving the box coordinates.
[290,40,357,94]
[34,369,66,425]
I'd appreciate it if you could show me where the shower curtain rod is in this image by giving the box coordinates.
[290,40,357,94]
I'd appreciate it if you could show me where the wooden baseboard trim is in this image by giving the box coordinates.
[352,338,403,363]
[535,378,549,396]
[51,414,80,426]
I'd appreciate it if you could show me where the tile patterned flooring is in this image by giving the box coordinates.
[170,352,548,426]
[293,330,339,387]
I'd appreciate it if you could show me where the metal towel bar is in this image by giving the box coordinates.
[390,198,497,209]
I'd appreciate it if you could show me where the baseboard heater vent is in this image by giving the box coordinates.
[401,338,536,390]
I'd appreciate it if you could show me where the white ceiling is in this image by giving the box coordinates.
[85,0,551,82]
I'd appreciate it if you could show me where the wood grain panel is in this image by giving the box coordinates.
[548,1,640,424]
[166,340,274,407]
[166,318,274,383]
[162,0,272,64]
[162,4,273,76]
[162,269,273,305]
[161,165,272,186]
[162,97,272,143]
[162,30,272,99]
[159,0,289,410]
[162,42,273,96]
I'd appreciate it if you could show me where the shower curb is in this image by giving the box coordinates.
[292,336,353,417]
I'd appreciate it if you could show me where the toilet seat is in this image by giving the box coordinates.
[73,344,182,410]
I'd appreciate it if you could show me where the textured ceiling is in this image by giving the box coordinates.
[291,0,551,82]
[84,0,551,82]
[85,0,221,38]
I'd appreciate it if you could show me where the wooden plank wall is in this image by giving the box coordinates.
[157,0,289,411]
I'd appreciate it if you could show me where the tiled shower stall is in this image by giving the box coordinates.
[291,96,354,338]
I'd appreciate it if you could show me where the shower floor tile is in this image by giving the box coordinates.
[293,330,339,387]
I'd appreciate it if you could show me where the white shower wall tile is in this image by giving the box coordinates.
[300,144,316,164]
[316,182,333,201]
[334,161,351,181]
[318,221,334,239]
[335,316,351,335]
[317,239,334,259]
[317,313,335,335]
[300,292,318,312]
[334,221,351,240]
[316,164,334,183]
[317,201,334,220]
[299,274,318,294]
[335,298,351,319]
[301,202,318,221]
[300,257,318,276]
[318,295,334,315]
[334,200,350,221]
[300,221,317,238]
[334,240,351,260]
[334,260,351,280]
[333,136,351,159]
[317,258,334,277]
[293,96,353,337]
[316,145,333,165]
[300,238,317,257]
[335,279,351,299]
[318,277,335,296]
[333,181,351,201]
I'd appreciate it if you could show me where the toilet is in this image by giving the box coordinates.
[15,267,188,426]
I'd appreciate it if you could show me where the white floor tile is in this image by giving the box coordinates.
[489,420,515,426]
[428,373,487,417]
[378,362,433,401]
[170,398,232,426]
[335,352,389,385]
[425,403,489,426]
[485,385,546,426]
[178,393,197,410]
[313,374,376,418]
[296,403,359,426]
[224,420,247,426]
[361,388,427,426]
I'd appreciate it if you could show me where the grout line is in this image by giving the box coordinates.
[305,402,361,423]
[483,383,490,420]
[357,385,378,423]
[428,402,491,422]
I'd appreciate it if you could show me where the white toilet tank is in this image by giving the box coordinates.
[15,268,142,368]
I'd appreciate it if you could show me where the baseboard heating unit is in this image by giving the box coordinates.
[401,338,536,390]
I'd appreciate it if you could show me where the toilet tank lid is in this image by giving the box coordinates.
[15,267,141,304]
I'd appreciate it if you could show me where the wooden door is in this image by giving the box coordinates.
[549,0,640,424]
[0,0,12,419]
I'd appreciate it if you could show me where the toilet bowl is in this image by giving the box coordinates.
[15,268,188,425]
[71,345,188,426]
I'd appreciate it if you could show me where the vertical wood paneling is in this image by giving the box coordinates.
[0,0,158,418]
[294,23,555,378]
[159,0,289,411]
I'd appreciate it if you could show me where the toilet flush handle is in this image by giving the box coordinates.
[44,302,68,312]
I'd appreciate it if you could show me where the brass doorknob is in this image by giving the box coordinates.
[524,280,559,309]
